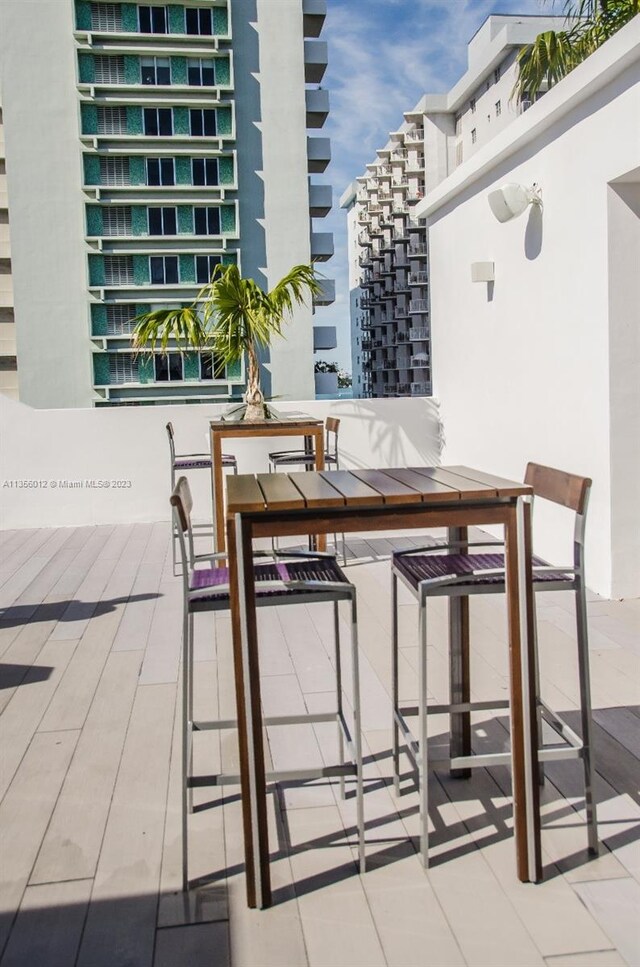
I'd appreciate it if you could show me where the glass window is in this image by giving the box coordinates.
[191,157,218,186]
[150,255,179,284]
[187,58,216,86]
[139,5,167,33]
[141,56,171,85]
[148,206,177,235]
[200,352,225,380]
[194,207,220,235]
[189,109,216,137]
[97,106,127,134]
[494,66,501,83]
[185,6,212,35]
[155,353,184,381]
[195,254,221,283]
[146,157,175,186]
[144,107,172,136]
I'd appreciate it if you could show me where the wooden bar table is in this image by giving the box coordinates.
[210,413,326,554]
[225,466,542,909]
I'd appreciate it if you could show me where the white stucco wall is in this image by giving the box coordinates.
[0,395,442,529]
[421,20,640,599]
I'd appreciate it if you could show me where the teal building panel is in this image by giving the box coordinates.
[130,156,146,185]
[178,206,193,234]
[93,354,111,386]
[127,106,143,135]
[176,156,192,185]
[91,305,108,337]
[83,154,101,186]
[122,4,138,31]
[75,1,91,30]
[78,53,94,83]
[171,56,187,85]
[179,255,195,283]
[81,104,98,136]
[132,207,148,236]
[86,206,103,236]
[168,5,185,33]
[217,107,232,136]
[213,7,228,34]
[222,252,237,266]
[216,56,231,87]
[173,107,189,136]
[139,357,154,383]
[221,205,235,234]
[183,353,200,381]
[227,358,242,381]
[124,55,139,84]
[219,156,234,185]
[88,255,105,287]
[133,255,150,285]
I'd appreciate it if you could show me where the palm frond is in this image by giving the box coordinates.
[131,307,208,355]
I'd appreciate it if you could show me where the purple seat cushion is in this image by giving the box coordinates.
[268,451,337,465]
[174,454,236,470]
[392,551,569,591]
[189,557,348,601]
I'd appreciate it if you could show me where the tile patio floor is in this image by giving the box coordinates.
[0,522,638,966]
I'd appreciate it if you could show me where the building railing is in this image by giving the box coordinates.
[409,300,429,313]
[410,357,430,368]
[409,327,430,340]
[409,273,428,285]
[405,128,424,141]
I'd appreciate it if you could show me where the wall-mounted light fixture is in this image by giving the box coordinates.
[488,183,542,223]
[471,261,495,283]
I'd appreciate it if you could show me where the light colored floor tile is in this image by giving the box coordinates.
[572,878,640,967]
[0,879,92,967]
[154,922,230,967]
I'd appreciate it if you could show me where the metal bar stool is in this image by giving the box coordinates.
[170,476,365,891]
[391,462,597,866]
[166,421,237,571]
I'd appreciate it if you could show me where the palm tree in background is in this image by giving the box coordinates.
[131,263,320,420]
[514,0,639,102]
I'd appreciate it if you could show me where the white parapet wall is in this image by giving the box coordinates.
[0,395,442,530]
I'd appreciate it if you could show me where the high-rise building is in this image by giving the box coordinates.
[341,14,565,400]
[0,0,333,407]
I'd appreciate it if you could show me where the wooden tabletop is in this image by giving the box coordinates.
[227,465,531,516]
[211,412,323,430]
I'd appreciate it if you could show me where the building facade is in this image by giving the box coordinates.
[0,0,333,407]
[342,14,565,400]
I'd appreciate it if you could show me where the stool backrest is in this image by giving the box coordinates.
[166,421,176,464]
[170,475,195,571]
[524,462,592,571]
[325,417,340,459]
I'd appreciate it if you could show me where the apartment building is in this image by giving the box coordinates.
[0,0,333,407]
[342,14,565,400]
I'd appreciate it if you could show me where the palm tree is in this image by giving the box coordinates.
[131,263,320,420]
[514,0,639,103]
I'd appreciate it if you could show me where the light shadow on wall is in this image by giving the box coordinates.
[332,398,444,469]
[525,204,543,260]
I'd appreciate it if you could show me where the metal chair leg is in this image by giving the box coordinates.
[187,611,195,815]
[575,580,599,854]
[391,572,401,795]
[333,601,345,801]
[181,606,190,892]
[531,603,546,786]
[350,593,366,874]
[418,591,429,867]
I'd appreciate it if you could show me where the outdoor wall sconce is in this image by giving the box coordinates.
[471,261,495,283]
[488,183,542,222]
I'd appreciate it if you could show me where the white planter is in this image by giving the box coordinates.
[314,371,338,395]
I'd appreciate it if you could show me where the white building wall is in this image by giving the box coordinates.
[421,21,640,598]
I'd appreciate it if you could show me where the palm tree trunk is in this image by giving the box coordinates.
[243,340,265,421]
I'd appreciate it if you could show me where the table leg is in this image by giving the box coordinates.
[228,514,272,908]
[504,498,542,883]
[448,526,471,779]
[312,427,326,553]
[211,430,226,557]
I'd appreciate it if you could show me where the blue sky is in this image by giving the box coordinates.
[316,0,550,369]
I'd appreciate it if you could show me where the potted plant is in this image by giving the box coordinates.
[314,360,339,396]
[131,263,320,421]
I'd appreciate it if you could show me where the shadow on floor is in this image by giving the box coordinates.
[0,593,162,629]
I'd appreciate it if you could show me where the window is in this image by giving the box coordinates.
[194,207,220,235]
[470,97,476,114]
[100,156,130,185]
[494,66,501,84]
[97,106,127,134]
[154,353,184,381]
[146,157,175,186]
[454,112,462,136]
[200,352,225,380]
[191,157,218,186]
[141,56,171,85]
[495,100,501,117]
[94,55,125,83]
[187,58,216,86]
[471,128,477,145]
[138,5,167,33]
[144,108,172,136]
[102,206,132,236]
[104,255,134,285]
[91,3,122,31]
[106,304,137,335]
[189,109,216,137]
[195,255,221,283]
[150,255,179,284]
[109,353,139,384]
[186,6,213,35]
[148,206,177,235]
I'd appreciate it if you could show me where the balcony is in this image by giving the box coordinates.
[307,137,331,173]
[405,127,424,142]
[410,354,430,368]
[409,244,428,257]
[313,324,337,350]
[312,279,335,306]
[304,41,328,84]
[308,183,332,218]
[310,232,334,261]
[409,327,430,341]
[409,272,428,285]
[411,380,431,394]
[305,88,329,129]
[409,300,429,314]
[303,0,327,37]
